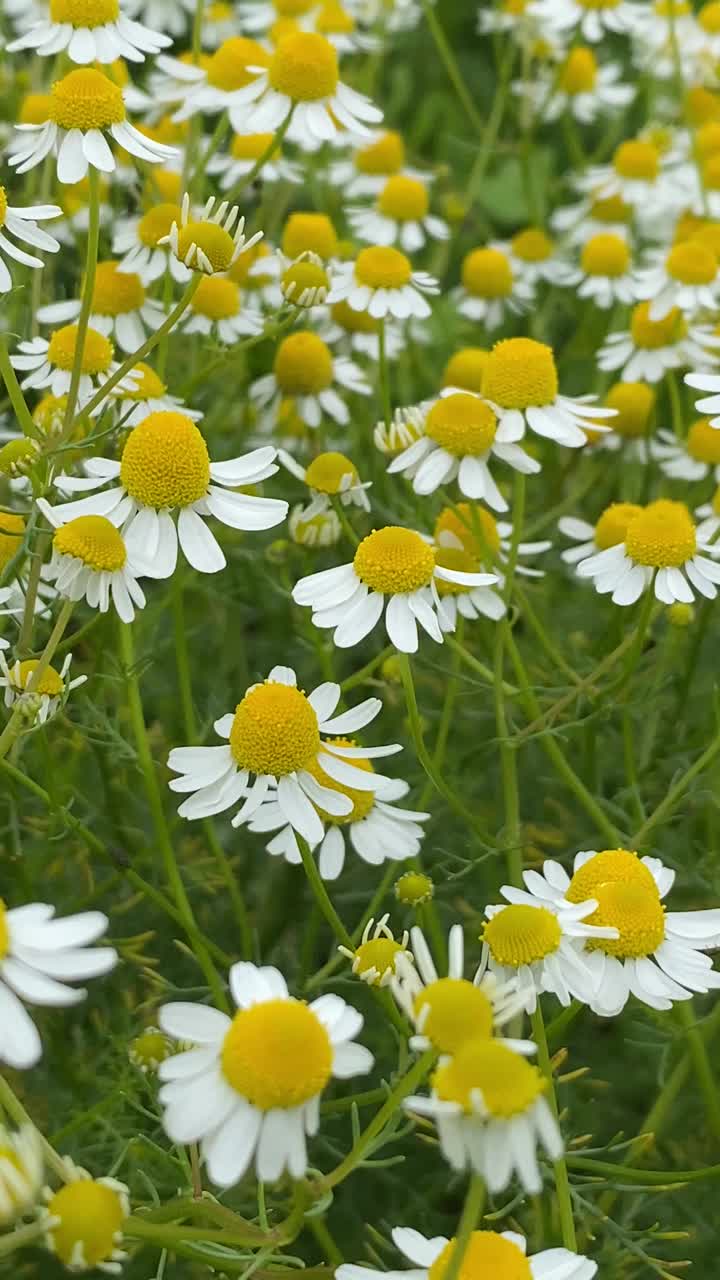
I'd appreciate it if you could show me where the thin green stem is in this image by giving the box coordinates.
[63,166,100,432]
[0,599,74,762]
[442,1176,486,1280]
[531,1005,576,1250]
[0,1075,69,1182]
[340,645,392,691]
[297,834,353,950]
[666,370,686,440]
[631,722,720,846]
[17,530,48,656]
[444,635,516,695]
[419,615,463,809]
[676,1000,720,1141]
[378,318,391,437]
[0,332,38,440]
[420,1,483,134]
[224,108,295,204]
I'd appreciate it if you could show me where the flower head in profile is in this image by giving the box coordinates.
[480,337,615,447]
[453,245,534,329]
[337,1226,596,1280]
[158,962,374,1184]
[42,1166,130,1274]
[338,917,413,988]
[113,199,190,283]
[0,1123,43,1227]
[182,274,264,344]
[559,501,645,567]
[161,193,263,276]
[432,503,549,628]
[653,418,720,482]
[0,187,61,294]
[0,651,87,725]
[278,448,371,520]
[96,361,201,426]
[38,504,151,622]
[635,240,720,321]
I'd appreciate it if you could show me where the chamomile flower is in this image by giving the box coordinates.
[42,1169,130,1274]
[10,325,137,403]
[453,246,534,329]
[237,0,319,36]
[522,848,720,1016]
[552,190,633,246]
[329,246,439,319]
[158,962,374,1184]
[251,331,370,429]
[168,665,401,845]
[338,918,412,987]
[576,498,720,604]
[347,176,449,253]
[282,211,339,261]
[293,525,498,652]
[478,0,535,33]
[123,0,195,36]
[586,381,656,455]
[530,0,643,41]
[280,252,331,307]
[633,0,704,77]
[160,193,263,276]
[182,275,264,343]
[0,188,61,294]
[208,130,302,189]
[249,750,429,878]
[94,361,202,426]
[0,899,117,1069]
[563,232,640,308]
[0,652,87,725]
[530,46,634,124]
[49,416,287,577]
[635,240,720,320]
[497,228,572,290]
[575,139,672,212]
[599,301,720,382]
[128,1026,171,1073]
[559,501,645,566]
[290,503,342,547]
[0,1124,43,1226]
[337,1226,597,1280]
[653,419,720,481]
[36,505,149,622]
[112,201,191,283]
[329,128,427,198]
[441,347,489,393]
[37,260,166,354]
[220,31,383,146]
[154,38,271,126]
[278,449,371,519]
[9,68,177,183]
[685,366,720,425]
[6,0,171,63]
[695,486,720,539]
[432,505,549,626]
[480,337,615,447]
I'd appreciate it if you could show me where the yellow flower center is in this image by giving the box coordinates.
[694,222,720,260]
[483,905,562,967]
[50,0,118,25]
[18,92,52,125]
[577,0,620,7]
[229,680,320,775]
[461,247,513,299]
[666,240,718,284]
[130,1029,169,1068]
[304,451,358,494]
[594,502,645,550]
[138,202,183,248]
[115,361,166,401]
[52,513,125,576]
[355,245,412,289]
[191,275,240,319]
[685,84,720,126]
[566,848,657,903]
[119,412,210,509]
[316,0,355,33]
[433,1039,546,1116]
[49,68,125,132]
[274,332,333,395]
[613,140,659,180]
[625,499,697,568]
[282,259,330,303]
[687,417,720,463]
[0,901,9,960]
[482,337,558,409]
[356,130,405,175]
[91,260,145,316]
[433,545,481,596]
[630,302,686,348]
[47,1181,127,1270]
[603,382,655,437]
[696,122,720,161]
[304,737,375,822]
[353,937,403,983]
[282,212,338,260]
[559,46,598,94]
[10,659,65,697]
[353,526,435,594]
[586,882,666,957]
[395,870,433,904]
[176,221,237,273]
[269,32,339,101]
[428,1233,532,1280]
[231,132,277,160]
[331,299,381,334]
[221,998,332,1108]
[47,325,113,374]
[229,241,271,287]
[435,503,500,559]
[442,348,489,392]
[0,440,39,476]
[0,513,25,571]
[152,169,183,202]
[581,232,630,277]
[206,37,271,91]
[414,978,494,1054]
[378,175,429,222]
[276,0,314,12]
[702,154,720,192]
[590,192,632,223]
[425,392,497,457]
[700,0,720,30]
[510,228,553,263]
[0,188,7,231]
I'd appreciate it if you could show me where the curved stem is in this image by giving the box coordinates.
[531,1005,577,1251]
[297,833,353,951]
[420,1,483,134]
[441,1176,486,1280]
[224,108,295,204]
[63,166,100,432]
[0,332,38,440]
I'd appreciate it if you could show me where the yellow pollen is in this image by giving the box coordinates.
[304,737,374,822]
[613,140,660,181]
[269,32,339,101]
[116,361,165,401]
[331,299,380,334]
[191,275,240,320]
[356,130,405,175]
[428,1233,532,1280]
[176,221,237,273]
[687,417,720,463]
[433,545,481,596]
[19,92,52,125]
[206,37,270,91]
[305,451,358,494]
[433,1038,546,1116]
[685,84,720,126]
[625,499,696,568]
[275,0,314,12]
[47,1181,126,1269]
[0,188,7,230]
[559,46,598,94]
[604,383,655,437]
[274,332,333,395]
[282,259,330,303]
[353,937,403,982]
[566,848,658,903]
[138,203,182,248]
[666,240,718,284]
[586,882,666,957]
[231,132,277,160]
[91,260,145,316]
[593,503,645,550]
[414,978,494,1054]
[590,192,632,223]
[482,337,558,409]
[483,905,562,967]
[511,228,553,262]
[395,870,433,905]
[630,302,686,348]
[378,175,429,222]
[425,393,497,457]
[49,68,125,132]
[120,412,210,509]
[703,154,720,191]
[316,0,355,33]
[435,503,500,559]
[577,0,620,6]
[0,513,25,571]
[229,680,320,775]
[54,514,126,573]
[0,901,8,959]
[355,245,412,289]
[353,526,435,594]
[50,0,118,25]
[441,348,489,393]
[700,0,720,28]
[581,232,630,277]
[10,659,65,698]
[461,247,513,299]
[282,212,338,260]
[221,999,332,1107]
[695,122,720,159]
[47,324,113,374]
[152,169,182,202]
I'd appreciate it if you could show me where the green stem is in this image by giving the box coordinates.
[378,318,391,438]
[0,599,74,762]
[224,108,295,204]
[63,166,100,433]
[340,645,392,691]
[630,722,720,846]
[420,0,483,134]
[444,635,516,695]
[531,1005,576,1250]
[0,1075,69,1183]
[17,530,48,657]
[297,834,353,950]
[666,370,686,440]
[329,495,360,547]
[676,1000,720,1141]
[419,614,463,809]
[0,1218,49,1257]
[442,1176,486,1280]
[0,332,38,439]
[566,1155,720,1184]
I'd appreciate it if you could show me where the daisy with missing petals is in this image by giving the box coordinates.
[520,847,720,1016]
[154,37,272,127]
[528,46,634,125]
[599,302,720,383]
[685,366,720,426]
[280,253,331,309]
[0,652,87,725]
[49,415,288,577]
[161,193,263,276]
[338,918,413,988]
[278,449,371,520]
[6,0,171,64]
[9,68,177,183]
[0,188,61,294]
[635,240,720,321]
[293,525,498,652]
[94,361,202,427]
[386,392,540,511]
[653,419,720,482]
[530,0,643,40]
[329,246,439,319]
[250,331,370,430]
[576,498,720,605]
[337,1225,597,1280]
[559,502,644,567]
[347,176,449,253]
[113,201,191,283]
[0,899,117,1069]
[181,275,264,344]
[574,140,672,214]
[0,1123,43,1226]
[290,505,342,548]
[42,1167,130,1274]
[37,260,165,354]
[158,961,374,1185]
[453,246,534,329]
[480,337,615,447]
[37,505,149,622]
[11,325,137,403]
[168,665,401,845]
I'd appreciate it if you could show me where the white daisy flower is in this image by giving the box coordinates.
[293,525,498,652]
[529,0,643,42]
[328,127,430,199]
[158,963,374,1184]
[0,1123,43,1227]
[123,0,195,36]
[0,651,87,726]
[632,0,704,78]
[347,176,449,253]
[0,187,61,294]
[581,380,655,457]
[561,231,641,309]
[338,917,413,988]
[521,847,720,1016]
[6,0,171,63]
[250,330,370,429]
[37,504,150,623]
[635,240,720,321]
[480,337,615,447]
[277,251,332,309]
[453,245,535,330]
[289,503,342,548]
[48,417,288,577]
[337,1225,597,1280]
[576,498,720,605]
[329,246,439,319]
[694,486,720,540]
[91,361,202,427]
[551,189,634,247]
[160,193,263,277]
[236,0,317,38]
[207,130,303,190]
[112,200,191,283]
[599,301,720,382]
[574,139,674,213]
[0,899,117,1070]
[432,504,549,627]
[478,0,536,33]
[167,665,402,845]
[652,420,720,482]
[495,227,575,290]
[278,448,371,520]
[10,324,138,404]
[153,37,273,125]
[36,260,166,354]
[41,1167,130,1274]
[181,274,264,344]
[526,46,634,124]
[559,501,645,566]
[685,366,720,426]
[321,300,405,361]
[9,68,177,184]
